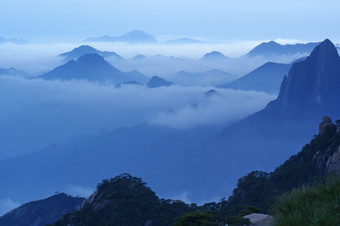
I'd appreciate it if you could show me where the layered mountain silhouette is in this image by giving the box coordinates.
[220,62,291,94]
[201,51,229,61]
[40,53,147,84]
[84,30,157,44]
[247,41,320,58]
[60,45,123,62]
[0,39,339,208]
[146,76,173,88]
[210,39,340,179]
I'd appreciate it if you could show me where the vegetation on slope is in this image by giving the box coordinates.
[273,174,340,225]
[225,121,340,215]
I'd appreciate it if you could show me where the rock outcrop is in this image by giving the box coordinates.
[325,145,340,174]
[319,116,333,135]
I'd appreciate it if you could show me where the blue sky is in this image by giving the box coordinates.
[1,0,340,42]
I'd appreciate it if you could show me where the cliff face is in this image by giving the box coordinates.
[266,39,340,120]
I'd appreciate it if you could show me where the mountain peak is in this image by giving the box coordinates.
[265,39,340,120]
[308,39,339,61]
[263,40,279,46]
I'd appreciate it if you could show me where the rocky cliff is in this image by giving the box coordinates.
[225,116,340,215]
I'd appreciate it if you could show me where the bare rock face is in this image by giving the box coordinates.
[243,213,274,226]
[336,120,340,134]
[326,145,340,174]
[319,116,333,135]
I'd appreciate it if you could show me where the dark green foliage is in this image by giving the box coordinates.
[173,211,217,226]
[273,174,340,225]
[239,206,261,217]
[225,216,250,226]
[225,122,340,216]
[53,173,195,226]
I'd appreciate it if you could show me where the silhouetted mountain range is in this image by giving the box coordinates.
[247,41,320,58]
[84,30,157,44]
[0,39,339,210]
[60,45,123,62]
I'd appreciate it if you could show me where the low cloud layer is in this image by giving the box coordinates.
[149,89,274,129]
[0,76,274,159]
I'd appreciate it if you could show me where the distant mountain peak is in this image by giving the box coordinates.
[147,76,173,88]
[60,45,122,61]
[201,51,228,60]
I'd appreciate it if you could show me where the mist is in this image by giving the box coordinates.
[0,75,274,159]
[0,40,308,78]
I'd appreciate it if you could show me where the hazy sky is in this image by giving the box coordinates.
[1,0,340,42]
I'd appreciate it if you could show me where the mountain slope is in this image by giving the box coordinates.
[0,123,221,204]
[226,117,340,215]
[0,193,84,226]
[220,62,291,94]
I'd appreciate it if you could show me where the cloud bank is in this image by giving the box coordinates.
[0,76,274,159]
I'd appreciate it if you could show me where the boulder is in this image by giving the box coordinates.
[243,213,274,226]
